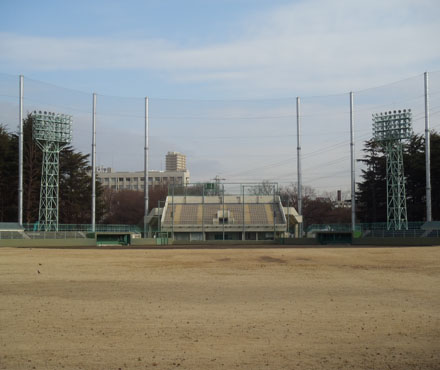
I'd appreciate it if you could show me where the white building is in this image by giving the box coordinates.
[97,168,190,191]
[165,152,186,171]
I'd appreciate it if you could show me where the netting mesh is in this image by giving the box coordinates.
[0,73,19,132]
[149,97,296,182]
[95,94,144,171]
[1,70,438,200]
[300,93,350,194]
[22,77,92,155]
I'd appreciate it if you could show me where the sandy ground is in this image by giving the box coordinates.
[0,246,439,370]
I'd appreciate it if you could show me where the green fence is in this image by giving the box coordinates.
[306,222,439,238]
[23,223,142,233]
[306,222,425,233]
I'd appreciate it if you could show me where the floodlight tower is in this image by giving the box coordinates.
[32,111,72,231]
[372,109,412,230]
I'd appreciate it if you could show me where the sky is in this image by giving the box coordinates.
[0,0,439,192]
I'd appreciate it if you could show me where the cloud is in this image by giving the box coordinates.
[0,0,439,95]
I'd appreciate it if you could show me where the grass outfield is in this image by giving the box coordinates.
[0,247,439,369]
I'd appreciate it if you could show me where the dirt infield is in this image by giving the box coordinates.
[0,247,439,370]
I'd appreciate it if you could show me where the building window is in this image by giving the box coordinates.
[126,178,131,182]
[119,177,124,182]
[155,177,160,182]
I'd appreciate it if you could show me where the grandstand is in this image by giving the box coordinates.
[146,194,302,241]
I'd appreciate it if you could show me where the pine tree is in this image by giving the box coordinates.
[356,132,439,223]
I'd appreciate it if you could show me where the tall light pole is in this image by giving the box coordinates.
[424,72,432,222]
[92,93,96,232]
[350,92,356,232]
[18,75,23,226]
[144,97,149,237]
[296,97,302,237]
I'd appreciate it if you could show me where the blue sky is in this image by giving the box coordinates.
[1,0,439,99]
[1,0,439,191]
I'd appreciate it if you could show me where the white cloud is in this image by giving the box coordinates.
[0,0,439,95]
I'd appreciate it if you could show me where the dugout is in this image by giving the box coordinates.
[95,232,131,246]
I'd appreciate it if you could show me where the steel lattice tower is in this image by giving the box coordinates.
[32,111,72,231]
[372,110,412,230]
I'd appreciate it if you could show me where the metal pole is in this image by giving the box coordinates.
[18,75,23,226]
[92,93,96,232]
[273,184,276,240]
[242,185,245,240]
[424,72,432,222]
[144,97,149,237]
[202,185,205,241]
[296,97,302,237]
[222,184,225,241]
[172,183,174,240]
[350,92,356,232]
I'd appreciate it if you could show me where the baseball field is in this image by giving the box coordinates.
[0,246,439,369]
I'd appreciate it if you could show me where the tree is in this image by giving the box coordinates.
[59,147,105,224]
[356,139,387,223]
[249,180,276,195]
[0,124,18,221]
[102,185,168,225]
[279,184,350,228]
[103,189,145,225]
[356,132,440,223]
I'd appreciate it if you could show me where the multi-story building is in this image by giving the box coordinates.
[97,169,190,191]
[165,152,186,171]
[95,152,190,191]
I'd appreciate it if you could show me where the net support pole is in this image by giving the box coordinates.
[18,75,23,226]
[144,97,149,237]
[222,184,225,241]
[242,185,245,241]
[424,72,432,222]
[350,91,356,232]
[296,97,302,237]
[92,93,96,232]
